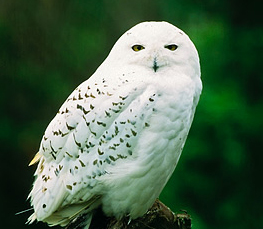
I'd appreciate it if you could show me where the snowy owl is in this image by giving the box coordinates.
[28,21,202,227]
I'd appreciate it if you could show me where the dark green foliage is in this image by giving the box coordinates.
[1,1,262,228]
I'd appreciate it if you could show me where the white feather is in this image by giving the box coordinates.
[28,21,202,227]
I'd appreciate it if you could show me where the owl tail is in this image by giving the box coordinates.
[28,196,101,227]
[39,203,94,227]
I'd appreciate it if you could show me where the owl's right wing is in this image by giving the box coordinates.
[28,76,158,225]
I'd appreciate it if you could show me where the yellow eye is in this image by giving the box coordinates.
[132,45,145,52]
[165,44,178,51]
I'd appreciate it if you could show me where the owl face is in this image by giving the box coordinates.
[107,21,200,78]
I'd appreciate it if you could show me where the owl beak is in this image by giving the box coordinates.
[153,57,159,72]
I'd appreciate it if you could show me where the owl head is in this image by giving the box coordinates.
[104,21,200,80]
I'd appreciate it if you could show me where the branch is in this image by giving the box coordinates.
[66,199,191,229]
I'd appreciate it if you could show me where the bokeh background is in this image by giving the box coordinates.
[1,1,262,228]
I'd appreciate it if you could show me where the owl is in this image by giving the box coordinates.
[28,21,202,227]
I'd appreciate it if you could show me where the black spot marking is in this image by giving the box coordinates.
[66,185,72,190]
[109,146,116,150]
[90,104,95,110]
[126,142,131,148]
[88,126,97,136]
[131,129,137,136]
[97,121,106,127]
[79,160,85,167]
[54,168,59,176]
[112,109,120,113]
[105,110,111,117]
[119,95,128,100]
[93,159,98,165]
[115,126,119,135]
[98,148,104,155]
[117,154,127,159]
[51,152,56,160]
[66,152,73,158]
[109,155,116,161]
[61,131,69,137]
[49,141,58,155]
[73,134,82,148]
[77,104,90,114]
[99,139,106,146]
[42,175,50,182]
[145,122,150,127]
[84,120,90,126]
[53,131,59,136]
[66,123,75,130]
[87,142,95,147]
[43,204,46,208]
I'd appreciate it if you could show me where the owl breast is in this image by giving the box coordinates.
[98,74,197,219]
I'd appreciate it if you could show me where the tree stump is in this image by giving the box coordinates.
[66,199,191,229]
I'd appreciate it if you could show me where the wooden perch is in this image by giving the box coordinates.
[66,199,191,229]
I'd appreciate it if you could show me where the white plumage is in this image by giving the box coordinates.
[28,21,202,227]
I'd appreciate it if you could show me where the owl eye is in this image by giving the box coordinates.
[132,45,145,52]
[165,44,178,51]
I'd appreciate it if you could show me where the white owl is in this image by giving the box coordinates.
[28,21,202,227]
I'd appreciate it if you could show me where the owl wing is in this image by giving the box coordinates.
[29,76,158,224]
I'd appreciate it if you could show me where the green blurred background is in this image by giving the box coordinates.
[1,0,262,228]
